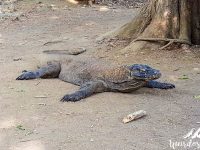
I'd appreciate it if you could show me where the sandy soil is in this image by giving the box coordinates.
[0,1,200,150]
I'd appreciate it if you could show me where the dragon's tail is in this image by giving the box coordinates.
[38,49,86,67]
[42,48,86,55]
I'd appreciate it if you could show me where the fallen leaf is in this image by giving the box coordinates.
[16,125,25,130]
[178,75,189,80]
[194,95,200,99]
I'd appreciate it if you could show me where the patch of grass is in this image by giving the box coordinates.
[194,95,200,99]
[178,75,189,80]
[16,125,25,130]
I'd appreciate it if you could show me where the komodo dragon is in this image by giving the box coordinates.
[16,53,175,102]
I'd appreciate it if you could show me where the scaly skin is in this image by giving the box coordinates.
[16,57,175,102]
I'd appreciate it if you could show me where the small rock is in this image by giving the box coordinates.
[37,1,42,4]
[90,138,94,142]
[34,96,47,98]
[184,49,191,53]
[37,103,47,106]
[50,16,59,19]
[181,44,190,50]
[48,4,58,10]
[99,6,109,12]
[193,68,199,71]
[17,90,25,92]
[12,16,19,21]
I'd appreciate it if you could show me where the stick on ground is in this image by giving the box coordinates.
[122,110,147,123]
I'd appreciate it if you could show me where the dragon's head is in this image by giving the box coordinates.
[128,64,161,81]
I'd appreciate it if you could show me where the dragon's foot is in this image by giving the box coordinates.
[159,83,175,89]
[16,71,37,80]
[146,81,175,89]
[60,94,82,102]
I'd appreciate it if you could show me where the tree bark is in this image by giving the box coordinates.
[103,0,200,52]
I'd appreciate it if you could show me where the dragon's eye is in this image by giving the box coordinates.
[140,69,146,72]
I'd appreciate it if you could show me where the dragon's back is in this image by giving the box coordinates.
[58,58,131,86]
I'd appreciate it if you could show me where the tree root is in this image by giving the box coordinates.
[132,38,192,50]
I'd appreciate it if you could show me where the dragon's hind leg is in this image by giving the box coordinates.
[16,62,61,80]
[61,81,107,102]
[145,80,175,89]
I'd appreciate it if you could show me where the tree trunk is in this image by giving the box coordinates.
[102,0,200,52]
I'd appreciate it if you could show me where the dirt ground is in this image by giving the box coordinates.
[0,1,200,150]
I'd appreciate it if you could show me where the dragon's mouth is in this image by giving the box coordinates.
[133,71,161,81]
[129,64,162,81]
[146,72,161,80]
